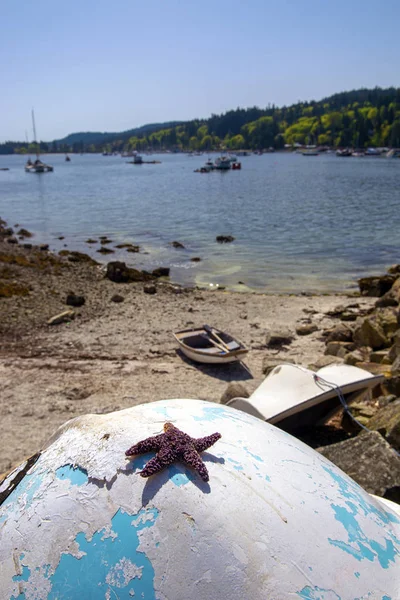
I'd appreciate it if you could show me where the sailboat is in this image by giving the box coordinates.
[25,110,54,173]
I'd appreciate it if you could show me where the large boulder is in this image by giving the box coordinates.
[105,261,154,283]
[353,317,389,350]
[262,356,295,376]
[358,274,396,297]
[325,323,354,344]
[318,431,400,497]
[266,328,294,348]
[367,400,400,451]
[220,382,249,404]
[376,278,400,307]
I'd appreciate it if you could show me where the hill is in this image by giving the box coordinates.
[2,87,400,154]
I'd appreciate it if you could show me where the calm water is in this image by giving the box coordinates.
[0,152,399,292]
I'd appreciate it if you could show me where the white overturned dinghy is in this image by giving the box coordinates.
[227,363,384,432]
[173,324,248,364]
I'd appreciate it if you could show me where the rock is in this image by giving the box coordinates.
[353,317,389,350]
[262,357,295,376]
[1,227,14,237]
[216,235,235,243]
[39,244,49,251]
[220,382,250,404]
[86,238,97,244]
[296,323,318,336]
[172,241,185,249]
[308,356,343,370]
[144,283,157,295]
[391,355,400,376]
[23,243,32,250]
[370,350,391,364]
[358,274,396,297]
[318,431,400,497]
[17,228,32,238]
[325,323,354,343]
[105,262,154,284]
[388,264,400,275]
[191,257,202,262]
[100,239,113,245]
[384,376,400,397]
[111,294,124,303]
[266,329,294,348]
[366,400,400,451]
[47,310,75,326]
[58,236,65,240]
[7,237,18,244]
[376,278,400,308]
[66,293,85,307]
[344,349,369,366]
[97,247,115,254]
[152,267,170,278]
[58,250,98,265]
[126,246,140,253]
[325,341,354,357]
[340,311,359,322]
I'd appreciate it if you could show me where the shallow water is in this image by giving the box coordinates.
[0,152,399,292]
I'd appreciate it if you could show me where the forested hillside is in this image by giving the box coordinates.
[2,87,400,154]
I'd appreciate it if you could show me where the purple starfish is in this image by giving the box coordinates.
[125,422,222,482]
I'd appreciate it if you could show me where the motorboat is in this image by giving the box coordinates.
[301,148,319,156]
[336,149,352,157]
[226,363,384,432]
[214,156,231,170]
[173,324,248,364]
[133,153,143,164]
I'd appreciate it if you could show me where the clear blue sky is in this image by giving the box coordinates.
[1,0,399,142]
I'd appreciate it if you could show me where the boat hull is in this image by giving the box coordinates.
[179,344,247,364]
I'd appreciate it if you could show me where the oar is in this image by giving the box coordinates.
[203,324,231,352]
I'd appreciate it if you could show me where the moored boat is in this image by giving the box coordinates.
[214,156,231,170]
[25,110,54,173]
[173,324,248,364]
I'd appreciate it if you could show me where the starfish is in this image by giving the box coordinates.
[125,422,221,482]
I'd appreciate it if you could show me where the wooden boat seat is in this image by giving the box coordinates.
[225,341,241,351]
[196,347,222,354]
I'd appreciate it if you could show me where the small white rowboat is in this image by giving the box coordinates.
[173,325,248,364]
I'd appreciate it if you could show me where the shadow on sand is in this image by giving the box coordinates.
[176,349,253,381]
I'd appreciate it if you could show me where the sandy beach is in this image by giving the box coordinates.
[0,222,377,474]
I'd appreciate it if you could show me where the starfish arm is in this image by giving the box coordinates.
[193,432,221,453]
[125,433,164,457]
[183,449,210,482]
[140,450,175,478]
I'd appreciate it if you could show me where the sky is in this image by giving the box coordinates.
[1,0,399,142]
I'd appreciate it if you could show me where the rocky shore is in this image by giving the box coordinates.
[1,217,400,504]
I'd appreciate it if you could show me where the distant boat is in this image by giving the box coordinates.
[173,325,248,364]
[336,149,352,157]
[301,149,319,156]
[25,110,53,173]
[133,153,143,164]
[65,155,71,162]
[387,149,400,158]
[214,156,231,170]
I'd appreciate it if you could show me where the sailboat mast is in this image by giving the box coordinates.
[32,109,40,159]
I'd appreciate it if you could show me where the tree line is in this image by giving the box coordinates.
[2,87,400,155]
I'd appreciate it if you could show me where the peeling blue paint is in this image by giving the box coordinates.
[193,404,248,425]
[227,458,244,472]
[48,508,158,599]
[354,572,360,578]
[243,446,263,463]
[322,466,400,569]
[382,595,392,599]
[11,557,30,600]
[1,471,43,520]
[56,465,88,486]
[296,584,341,599]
